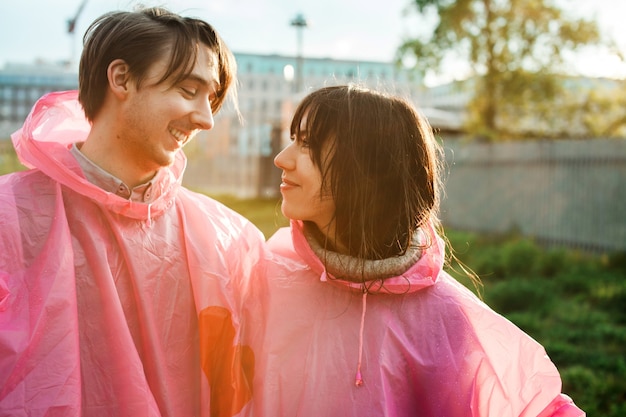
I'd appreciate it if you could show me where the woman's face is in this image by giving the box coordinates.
[274,114,335,233]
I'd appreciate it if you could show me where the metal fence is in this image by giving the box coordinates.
[440,138,626,252]
[3,134,625,252]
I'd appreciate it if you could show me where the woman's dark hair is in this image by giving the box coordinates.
[79,7,237,121]
[290,84,443,260]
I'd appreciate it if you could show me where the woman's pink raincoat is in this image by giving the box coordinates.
[237,220,584,416]
[0,91,264,416]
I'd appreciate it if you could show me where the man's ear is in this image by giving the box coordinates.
[107,59,131,99]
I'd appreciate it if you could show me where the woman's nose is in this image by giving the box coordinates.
[274,144,293,169]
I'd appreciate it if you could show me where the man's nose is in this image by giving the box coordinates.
[191,99,214,130]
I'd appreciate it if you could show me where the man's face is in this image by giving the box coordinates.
[117,46,220,176]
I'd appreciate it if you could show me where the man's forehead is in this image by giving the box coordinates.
[193,46,220,84]
[148,45,219,86]
[200,44,219,67]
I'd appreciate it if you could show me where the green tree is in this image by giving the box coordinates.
[398,0,603,140]
[580,80,626,138]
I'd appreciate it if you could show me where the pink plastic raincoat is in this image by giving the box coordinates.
[237,220,584,416]
[0,91,265,416]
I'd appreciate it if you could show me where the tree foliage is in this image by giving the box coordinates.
[579,81,626,138]
[398,0,606,140]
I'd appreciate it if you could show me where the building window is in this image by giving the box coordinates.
[0,87,11,99]
[0,104,10,120]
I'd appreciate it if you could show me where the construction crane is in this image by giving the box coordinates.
[67,0,88,34]
[67,0,88,66]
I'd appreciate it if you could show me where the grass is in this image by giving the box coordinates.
[0,146,24,175]
[209,194,289,239]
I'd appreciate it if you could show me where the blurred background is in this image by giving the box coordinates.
[1,0,625,414]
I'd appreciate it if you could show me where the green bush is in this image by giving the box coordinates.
[560,366,602,415]
[607,251,626,273]
[484,278,555,315]
[555,269,594,295]
[500,238,542,277]
[535,248,571,277]
[464,245,507,280]
[561,362,626,416]
[504,311,544,335]
[589,277,626,324]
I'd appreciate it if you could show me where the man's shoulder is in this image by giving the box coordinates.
[175,187,266,246]
[177,187,237,213]
[0,169,57,202]
[176,187,256,228]
[0,170,59,257]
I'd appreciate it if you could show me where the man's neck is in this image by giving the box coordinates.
[79,130,157,188]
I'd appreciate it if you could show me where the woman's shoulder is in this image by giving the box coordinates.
[266,226,309,269]
[429,273,561,381]
[267,227,292,250]
[421,273,570,415]
[429,272,514,328]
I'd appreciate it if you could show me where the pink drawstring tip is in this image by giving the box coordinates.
[355,371,363,387]
[320,270,328,282]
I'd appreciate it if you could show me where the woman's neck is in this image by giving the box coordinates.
[306,221,349,255]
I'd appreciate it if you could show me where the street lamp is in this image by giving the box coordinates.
[67,0,88,67]
[290,13,308,92]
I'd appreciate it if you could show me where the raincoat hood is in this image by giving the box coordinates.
[287,219,443,294]
[11,90,182,220]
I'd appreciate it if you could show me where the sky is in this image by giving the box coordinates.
[1,0,625,85]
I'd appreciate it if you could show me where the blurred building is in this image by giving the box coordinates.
[0,61,78,139]
[1,58,623,251]
[0,55,422,198]
[179,52,425,197]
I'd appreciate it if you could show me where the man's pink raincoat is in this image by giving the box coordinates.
[236,220,585,416]
[0,91,264,416]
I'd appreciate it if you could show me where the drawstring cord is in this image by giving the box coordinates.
[355,289,367,387]
[320,269,367,387]
[145,203,152,228]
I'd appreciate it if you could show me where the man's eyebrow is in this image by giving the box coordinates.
[181,74,210,86]
[174,74,220,97]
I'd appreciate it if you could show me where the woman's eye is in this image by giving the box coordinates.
[290,134,310,147]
